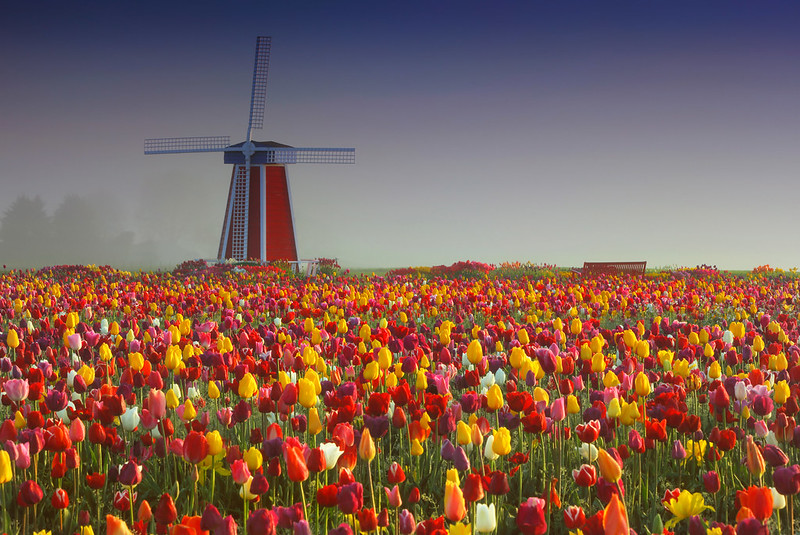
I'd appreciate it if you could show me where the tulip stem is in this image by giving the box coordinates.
[299,480,308,521]
[129,484,135,529]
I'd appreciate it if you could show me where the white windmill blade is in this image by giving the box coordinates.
[268,147,356,164]
[247,36,272,139]
[144,136,231,154]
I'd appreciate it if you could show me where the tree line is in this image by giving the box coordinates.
[0,195,158,270]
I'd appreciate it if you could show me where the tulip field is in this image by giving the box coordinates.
[3,261,800,535]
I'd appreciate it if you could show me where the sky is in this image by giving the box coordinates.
[1,0,799,270]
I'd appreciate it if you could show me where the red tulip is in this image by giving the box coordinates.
[563,505,585,529]
[463,473,485,503]
[357,508,378,532]
[574,420,600,443]
[284,443,309,482]
[572,464,597,487]
[154,493,178,526]
[113,489,136,512]
[119,460,142,487]
[51,487,69,509]
[337,482,364,514]
[183,430,209,464]
[86,472,106,490]
[17,480,43,507]
[736,486,773,521]
[774,464,800,496]
[516,497,547,535]
[387,462,406,484]
[317,485,339,507]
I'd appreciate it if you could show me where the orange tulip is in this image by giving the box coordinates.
[603,493,629,534]
[745,436,765,478]
[359,428,376,462]
[106,515,134,535]
[445,480,466,522]
[597,448,622,483]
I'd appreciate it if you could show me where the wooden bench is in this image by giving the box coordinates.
[582,261,647,276]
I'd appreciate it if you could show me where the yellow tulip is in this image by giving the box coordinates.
[165,389,180,410]
[664,491,714,529]
[775,380,790,405]
[622,330,636,348]
[206,430,224,456]
[309,407,323,435]
[509,347,526,369]
[298,378,317,408]
[364,361,380,382]
[566,395,580,414]
[208,381,220,400]
[570,318,582,335]
[518,329,530,345]
[416,371,427,391]
[619,400,641,426]
[238,373,258,398]
[446,468,460,486]
[752,335,765,353]
[181,400,197,422]
[6,330,19,349]
[244,447,263,471]
[78,365,95,385]
[486,384,504,411]
[410,438,424,456]
[591,353,606,373]
[165,346,181,371]
[378,347,393,370]
[467,340,483,365]
[491,427,511,456]
[0,450,12,484]
[457,421,471,445]
[634,372,651,397]
[607,398,621,419]
[603,371,620,388]
[533,387,549,405]
[99,343,113,362]
[708,361,721,380]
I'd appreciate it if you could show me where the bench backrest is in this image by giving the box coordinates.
[583,261,646,275]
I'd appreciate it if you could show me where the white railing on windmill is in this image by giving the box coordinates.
[144,36,355,263]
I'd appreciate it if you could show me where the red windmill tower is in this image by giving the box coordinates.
[145,36,355,262]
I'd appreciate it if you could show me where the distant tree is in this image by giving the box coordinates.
[50,195,105,264]
[0,195,52,268]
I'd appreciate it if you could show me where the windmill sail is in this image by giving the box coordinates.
[247,36,272,138]
[144,136,231,154]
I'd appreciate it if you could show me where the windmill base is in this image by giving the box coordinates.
[218,165,298,262]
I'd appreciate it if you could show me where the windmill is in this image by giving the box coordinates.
[144,36,355,263]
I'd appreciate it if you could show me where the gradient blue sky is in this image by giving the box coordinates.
[1,1,799,269]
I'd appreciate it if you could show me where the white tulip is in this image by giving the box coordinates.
[475,503,497,532]
[120,407,140,432]
[483,436,499,461]
[771,487,786,509]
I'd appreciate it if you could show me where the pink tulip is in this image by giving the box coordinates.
[550,397,566,422]
[232,459,251,485]
[385,485,403,508]
[69,418,86,443]
[4,379,29,402]
[67,333,82,350]
[147,389,166,420]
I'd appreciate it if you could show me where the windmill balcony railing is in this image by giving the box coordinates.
[204,258,323,277]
